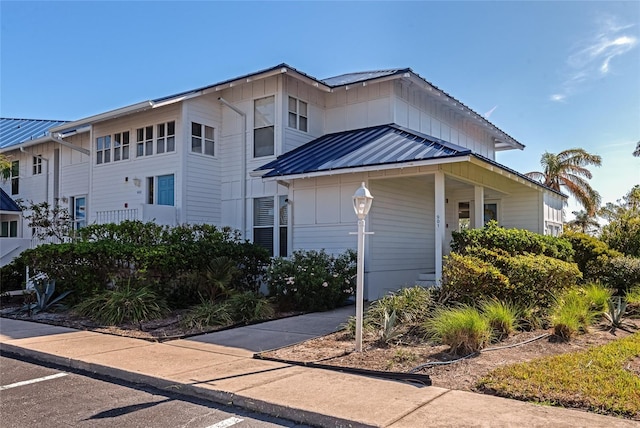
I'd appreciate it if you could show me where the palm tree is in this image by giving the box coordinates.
[526,148,602,215]
[567,210,599,234]
[634,141,640,157]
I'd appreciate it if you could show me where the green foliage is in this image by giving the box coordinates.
[180,300,232,330]
[0,258,25,293]
[480,299,519,340]
[604,296,628,329]
[581,283,611,314]
[562,231,622,283]
[423,305,492,355]
[74,282,169,325]
[226,292,275,324]
[451,221,574,262]
[442,250,580,311]
[550,289,597,340]
[267,249,356,312]
[440,252,511,305]
[600,256,640,295]
[478,333,640,419]
[20,200,73,242]
[625,286,640,316]
[18,221,270,304]
[600,186,640,257]
[17,278,72,315]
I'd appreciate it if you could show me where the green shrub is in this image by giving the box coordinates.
[267,249,356,312]
[625,286,640,315]
[600,256,640,295]
[550,289,596,340]
[600,209,640,257]
[480,299,519,340]
[180,300,232,330]
[226,292,275,324]
[423,305,492,355]
[562,231,621,283]
[452,221,573,261]
[440,252,511,305]
[74,283,169,325]
[0,258,25,293]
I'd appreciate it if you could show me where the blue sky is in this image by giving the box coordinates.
[1,1,639,215]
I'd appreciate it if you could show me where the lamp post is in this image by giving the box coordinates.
[352,182,373,352]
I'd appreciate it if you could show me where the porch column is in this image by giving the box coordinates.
[435,171,445,284]
[474,185,484,228]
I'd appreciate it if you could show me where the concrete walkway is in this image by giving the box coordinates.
[0,314,636,428]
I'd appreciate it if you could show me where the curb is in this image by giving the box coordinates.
[0,342,373,428]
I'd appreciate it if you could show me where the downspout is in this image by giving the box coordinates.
[218,97,247,237]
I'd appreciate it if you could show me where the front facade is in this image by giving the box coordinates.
[0,64,565,298]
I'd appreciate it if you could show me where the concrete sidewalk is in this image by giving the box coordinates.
[0,316,636,428]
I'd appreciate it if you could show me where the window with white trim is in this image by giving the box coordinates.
[254,96,275,157]
[136,126,153,157]
[96,135,111,164]
[191,122,214,156]
[32,156,42,175]
[1,220,18,237]
[10,160,19,195]
[113,131,130,161]
[70,196,87,230]
[253,196,288,257]
[157,121,175,154]
[288,96,307,132]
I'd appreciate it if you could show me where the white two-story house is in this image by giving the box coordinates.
[0,63,565,299]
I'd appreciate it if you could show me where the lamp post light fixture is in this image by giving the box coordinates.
[352,182,373,352]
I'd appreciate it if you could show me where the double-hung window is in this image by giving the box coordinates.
[136,126,153,157]
[10,160,19,195]
[0,220,18,237]
[254,96,275,157]
[253,196,288,257]
[191,122,214,156]
[288,97,308,132]
[96,136,111,164]
[157,121,175,154]
[32,156,42,175]
[113,132,130,161]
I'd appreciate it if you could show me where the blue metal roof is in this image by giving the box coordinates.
[0,118,69,150]
[257,124,471,178]
[0,188,21,212]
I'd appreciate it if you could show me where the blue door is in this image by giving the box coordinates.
[157,174,174,206]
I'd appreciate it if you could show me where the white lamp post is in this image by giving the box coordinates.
[352,182,373,352]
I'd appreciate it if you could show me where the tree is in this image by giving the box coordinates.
[526,148,602,215]
[634,141,640,157]
[20,200,73,243]
[566,210,599,235]
[600,186,640,257]
[0,154,11,180]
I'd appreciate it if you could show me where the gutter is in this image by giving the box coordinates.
[218,97,247,237]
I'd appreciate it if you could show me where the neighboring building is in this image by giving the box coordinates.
[0,64,565,298]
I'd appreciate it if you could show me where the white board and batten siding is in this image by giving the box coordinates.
[90,104,182,224]
[392,80,496,159]
[60,133,90,198]
[324,81,393,134]
[184,97,222,225]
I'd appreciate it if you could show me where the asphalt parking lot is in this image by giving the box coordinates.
[0,354,308,428]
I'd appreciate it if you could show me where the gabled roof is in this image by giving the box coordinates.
[321,69,409,86]
[255,123,565,198]
[256,124,471,178]
[0,188,21,212]
[0,118,69,150]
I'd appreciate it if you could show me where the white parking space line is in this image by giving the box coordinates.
[206,416,244,428]
[0,372,68,391]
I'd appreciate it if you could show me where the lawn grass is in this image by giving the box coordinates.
[477,332,640,419]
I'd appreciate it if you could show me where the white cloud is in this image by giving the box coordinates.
[550,17,638,102]
[484,105,498,118]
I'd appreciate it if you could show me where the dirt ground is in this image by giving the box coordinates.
[2,298,638,393]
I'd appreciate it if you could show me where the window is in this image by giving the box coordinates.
[157,121,175,154]
[136,126,153,157]
[484,203,498,224]
[70,196,86,230]
[113,131,130,161]
[146,174,174,206]
[458,202,470,231]
[254,96,275,157]
[191,122,214,156]
[1,221,18,237]
[96,135,112,164]
[32,156,42,175]
[253,196,288,257]
[288,97,308,132]
[10,160,19,195]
